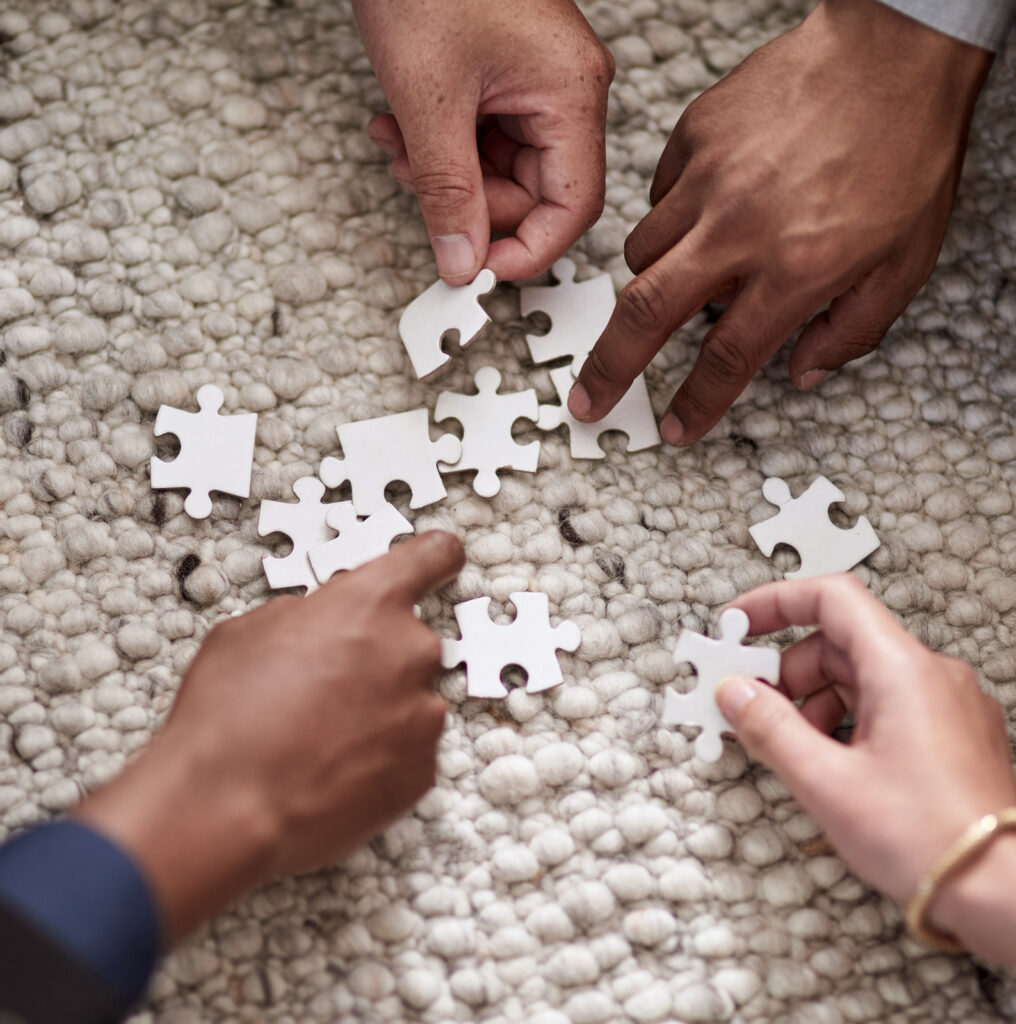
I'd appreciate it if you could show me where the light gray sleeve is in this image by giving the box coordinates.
[879,0,1016,50]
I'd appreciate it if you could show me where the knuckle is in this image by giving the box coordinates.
[700,325,755,384]
[411,167,477,211]
[618,274,669,335]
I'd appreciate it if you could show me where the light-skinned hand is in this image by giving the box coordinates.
[76,531,465,945]
[716,574,1016,965]
[353,0,614,284]
[570,0,993,445]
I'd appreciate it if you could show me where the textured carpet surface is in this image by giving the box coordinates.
[1,1,1016,1022]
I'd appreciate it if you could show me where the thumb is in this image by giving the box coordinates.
[716,676,846,802]
[398,104,490,284]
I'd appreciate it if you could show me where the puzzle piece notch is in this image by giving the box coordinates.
[398,269,497,379]
[520,257,616,371]
[150,384,257,520]
[320,408,462,515]
[308,502,415,584]
[435,366,540,497]
[258,476,347,593]
[663,608,781,763]
[441,591,581,699]
[537,364,660,459]
[748,475,881,580]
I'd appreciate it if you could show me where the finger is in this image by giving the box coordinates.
[569,229,723,423]
[799,687,849,735]
[788,262,918,389]
[350,530,465,606]
[649,113,695,206]
[395,99,490,284]
[624,183,699,275]
[716,676,849,805]
[779,630,855,706]
[367,113,406,160]
[485,177,540,234]
[665,288,812,445]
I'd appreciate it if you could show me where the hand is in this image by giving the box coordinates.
[353,0,614,283]
[76,531,465,944]
[716,575,1016,964]
[569,0,993,445]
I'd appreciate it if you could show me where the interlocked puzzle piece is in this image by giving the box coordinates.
[435,367,540,497]
[520,257,616,371]
[441,591,581,699]
[257,477,349,593]
[749,476,881,580]
[309,502,414,584]
[663,608,781,763]
[537,364,660,459]
[319,408,461,515]
[150,384,257,520]
[398,269,497,379]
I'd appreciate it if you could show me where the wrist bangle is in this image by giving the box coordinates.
[905,808,1016,952]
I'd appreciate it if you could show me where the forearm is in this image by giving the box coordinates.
[878,0,1016,51]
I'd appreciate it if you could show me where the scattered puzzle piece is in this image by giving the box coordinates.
[663,608,781,763]
[309,502,414,584]
[257,477,347,593]
[442,591,581,699]
[398,269,497,379]
[537,364,660,459]
[520,257,616,371]
[435,367,540,497]
[749,476,881,580]
[150,384,257,520]
[319,408,462,515]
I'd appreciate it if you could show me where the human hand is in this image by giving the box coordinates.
[353,0,614,283]
[716,575,1016,963]
[76,531,465,944]
[570,0,993,445]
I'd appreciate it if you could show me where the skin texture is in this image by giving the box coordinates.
[353,0,614,283]
[716,575,1016,966]
[569,0,994,445]
[76,531,465,945]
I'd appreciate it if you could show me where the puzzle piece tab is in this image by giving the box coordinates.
[150,384,257,519]
[435,366,540,497]
[398,269,497,379]
[319,408,462,515]
[258,476,348,593]
[309,502,414,584]
[537,364,660,459]
[441,592,581,699]
[663,608,781,763]
[749,476,881,580]
[520,257,616,371]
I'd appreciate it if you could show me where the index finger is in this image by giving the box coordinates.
[348,530,465,606]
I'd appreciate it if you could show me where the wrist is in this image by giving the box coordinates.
[75,732,281,946]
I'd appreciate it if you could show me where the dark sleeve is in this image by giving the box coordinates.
[0,821,162,1024]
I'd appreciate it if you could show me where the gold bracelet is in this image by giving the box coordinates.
[905,808,1016,953]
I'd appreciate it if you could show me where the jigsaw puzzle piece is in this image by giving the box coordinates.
[436,366,541,498]
[520,258,616,371]
[258,476,346,593]
[398,269,497,379]
[663,608,781,763]
[537,365,660,459]
[151,384,257,520]
[320,409,462,515]
[749,476,880,579]
[308,502,414,584]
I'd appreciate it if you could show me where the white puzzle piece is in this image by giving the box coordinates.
[663,608,781,763]
[435,366,540,497]
[150,384,257,520]
[257,477,346,593]
[309,502,415,584]
[749,476,881,580]
[319,408,462,515]
[441,591,581,699]
[520,257,616,371]
[398,269,497,379]
[537,364,660,459]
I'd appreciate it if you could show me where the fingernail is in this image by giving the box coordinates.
[715,676,760,722]
[799,369,829,390]
[432,234,477,281]
[568,380,591,420]
[370,136,399,157]
[660,411,684,446]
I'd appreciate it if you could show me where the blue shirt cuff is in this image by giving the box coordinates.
[0,820,161,1006]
